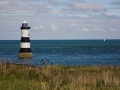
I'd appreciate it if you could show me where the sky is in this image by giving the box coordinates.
[0,0,120,40]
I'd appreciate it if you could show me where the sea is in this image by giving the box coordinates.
[0,40,120,66]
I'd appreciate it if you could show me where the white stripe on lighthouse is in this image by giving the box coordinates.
[21,29,29,37]
[20,43,30,48]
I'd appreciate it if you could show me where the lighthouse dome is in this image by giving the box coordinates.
[22,20,29,27]
[22,20,27,23]
[21,20,31,29]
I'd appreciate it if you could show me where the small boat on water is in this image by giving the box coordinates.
[104,39,105,41]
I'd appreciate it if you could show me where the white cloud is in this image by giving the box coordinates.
[93,28,103,31]
[51,24,57,31]
[33,25,44,30]
[70,23,79,26]
[0,0,107,16]
[50,10,60,14]
[48,0,59,5]
[111,2,120,6]
[73,2,106,11]
[78,27,89,32]
[110,28,117,31]
[0,1,10,6]
[0,0,49,15]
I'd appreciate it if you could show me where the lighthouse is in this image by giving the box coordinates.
[18,20,33,58]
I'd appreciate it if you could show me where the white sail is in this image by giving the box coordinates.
[104,39,105,41]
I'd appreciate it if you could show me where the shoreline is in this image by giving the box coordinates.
[1,61,120,67]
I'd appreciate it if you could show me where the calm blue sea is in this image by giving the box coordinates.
[0,40,120,66]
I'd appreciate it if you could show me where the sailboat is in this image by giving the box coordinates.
[104,39,105,41]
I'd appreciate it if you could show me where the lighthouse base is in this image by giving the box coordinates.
[18,52,33,58]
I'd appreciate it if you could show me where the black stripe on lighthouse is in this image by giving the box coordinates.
[21,27,30,29]
[19,48,31,52]
[21,37,30,42]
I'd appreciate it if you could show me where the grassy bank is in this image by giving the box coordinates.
[0,63,120,90]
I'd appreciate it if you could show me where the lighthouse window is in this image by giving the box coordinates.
[22,23,28,27]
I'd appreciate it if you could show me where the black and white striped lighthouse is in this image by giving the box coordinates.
[18,20,33,58]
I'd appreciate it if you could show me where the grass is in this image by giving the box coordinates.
[0,62,120,90]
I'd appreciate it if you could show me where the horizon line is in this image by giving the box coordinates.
[0,39,120,40]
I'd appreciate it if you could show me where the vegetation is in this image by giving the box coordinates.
[0,62,120,90]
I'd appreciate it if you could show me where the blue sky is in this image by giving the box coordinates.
[0,0,120,40]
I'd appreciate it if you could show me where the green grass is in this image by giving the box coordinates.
[0,63,120,90]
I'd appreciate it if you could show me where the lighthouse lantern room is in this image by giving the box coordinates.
[18,20,33,58]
